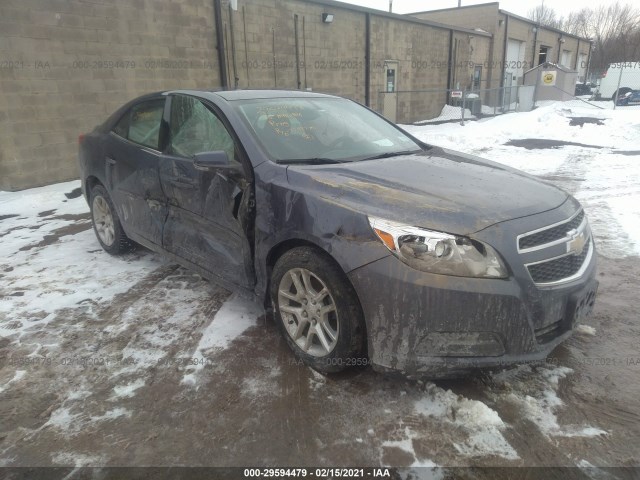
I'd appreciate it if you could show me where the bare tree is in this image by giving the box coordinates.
[527,3,564,29]
[532,2,640,74]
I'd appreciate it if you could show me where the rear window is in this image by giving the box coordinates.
[112,99,165,150]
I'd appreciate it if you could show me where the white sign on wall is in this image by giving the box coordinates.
[541,70,557,86]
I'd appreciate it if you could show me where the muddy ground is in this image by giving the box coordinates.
[1,175,639,478]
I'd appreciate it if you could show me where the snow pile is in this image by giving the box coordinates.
[493,366,607,438]
[414,384,519,460]
[415,104,475,124]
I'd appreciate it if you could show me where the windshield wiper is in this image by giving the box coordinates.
[277,158,345,165]
[361,149,423,161]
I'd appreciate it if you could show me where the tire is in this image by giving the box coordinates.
[271,246,366,373]
[612,87,632,101]
[90,184,134,255]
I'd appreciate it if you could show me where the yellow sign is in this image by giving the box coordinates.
[541,70,556,86]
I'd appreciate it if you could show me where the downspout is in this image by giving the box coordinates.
[486,33,494,88]
[214,0,228,89]
[446,29,454,98]
[531,25,538,67]
[365,13,371,107]
[294,14,301,89]
[557,35,562,64]
[228,3,239,88]
[500,14,508,87]
[575,38,580,70]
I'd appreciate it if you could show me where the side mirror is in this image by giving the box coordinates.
[193,151,238,171]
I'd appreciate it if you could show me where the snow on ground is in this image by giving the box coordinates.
[182,293,264,386]
[0,181,166,340]
[414,385,519,460]
[403,103,640,257]
[489,365,607,439]
[1,100,637,468]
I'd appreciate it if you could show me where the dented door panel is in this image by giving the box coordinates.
[159,154,254,288]
[107,135,167,245]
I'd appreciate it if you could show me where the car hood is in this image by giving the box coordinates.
[285,148,569,235]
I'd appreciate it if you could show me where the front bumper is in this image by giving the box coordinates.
[348,208,598,378]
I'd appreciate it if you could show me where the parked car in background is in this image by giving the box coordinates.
[574,83,592,96]
[595,62,640,99]
[78,90,598,378]
[615,89,640,106]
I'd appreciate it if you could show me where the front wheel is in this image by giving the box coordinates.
[271,247,366,373]
[90,184,134,255]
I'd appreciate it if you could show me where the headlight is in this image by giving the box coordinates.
[368,216,507,278]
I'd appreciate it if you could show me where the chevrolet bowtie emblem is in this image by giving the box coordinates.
[567,229,587,255]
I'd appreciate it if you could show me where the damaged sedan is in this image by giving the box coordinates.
[78,90,598,377]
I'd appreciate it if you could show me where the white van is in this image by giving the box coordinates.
[596,62,640,99]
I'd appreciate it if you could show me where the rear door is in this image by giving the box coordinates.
[107,98,167,245]
[159,94,255,288]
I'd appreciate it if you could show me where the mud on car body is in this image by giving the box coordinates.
[78,89,598,378]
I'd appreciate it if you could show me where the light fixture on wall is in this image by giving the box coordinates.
[322,13,334,23]
[532,26,538,33]
[559,36,566,43]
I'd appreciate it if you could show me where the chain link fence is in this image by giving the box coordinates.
[378,85,536,125]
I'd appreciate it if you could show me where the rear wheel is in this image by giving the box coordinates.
[271,247,366,373]
[90,184,134,254]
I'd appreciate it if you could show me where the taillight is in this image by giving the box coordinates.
[78,134,86,144]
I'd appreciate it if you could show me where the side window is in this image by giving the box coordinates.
[168,95,236,162]
[112,99,165,150]
[128,100,165,149]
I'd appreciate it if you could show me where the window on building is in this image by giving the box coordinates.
[561,50,572,68]
[473,65,482,89]
[538,46,550,65]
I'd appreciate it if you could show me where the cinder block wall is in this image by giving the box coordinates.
[0,0,491,190]
[0,0,219,191]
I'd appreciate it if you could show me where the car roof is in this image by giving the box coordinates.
[164,89,340,102]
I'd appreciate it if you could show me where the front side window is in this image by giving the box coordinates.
[168,95,236,161]
[112,99,165,150]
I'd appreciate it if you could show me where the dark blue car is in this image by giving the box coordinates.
[78,90,598,378]
[616,90,640,106]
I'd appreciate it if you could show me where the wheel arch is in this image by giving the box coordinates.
[264,238,367,345]
[265,238,369,358]
[85,175,104,198]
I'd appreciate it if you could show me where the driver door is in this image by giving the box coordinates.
[159,94,255,288]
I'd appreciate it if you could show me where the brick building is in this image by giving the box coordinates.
[409,2,592,90]
[0,0,498,190]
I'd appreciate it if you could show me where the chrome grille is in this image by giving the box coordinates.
[519,210,584,251]
[527,239,591,284]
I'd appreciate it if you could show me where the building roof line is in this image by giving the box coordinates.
[298,0,493,37]
[406,2,590,43]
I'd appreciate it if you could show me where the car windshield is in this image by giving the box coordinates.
[233,97,423,163]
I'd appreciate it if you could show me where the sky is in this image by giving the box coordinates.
[339,0,622,18]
